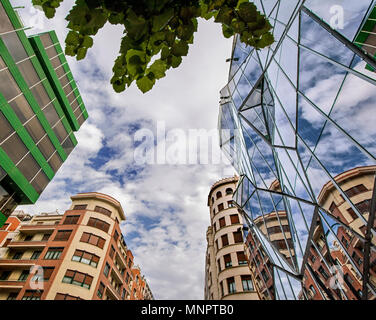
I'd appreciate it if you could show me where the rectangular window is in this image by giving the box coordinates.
[80,232,106,249]
[221,234,229,247]
[18,270,29,281]
[42,233,51,241]
[109,245,115,259]
[344,184,368,198]
[7,293,18,300]
[22,290,42,300]
[63,215,79,225]
[318,266,329,280]
[224,254,232,268]
[12,252,23,260]
[97,282,105,299]
[237,251,248,265]
[94,206,112,217]
[44,247,63,260]
[72,249,99,268]
[261,270,269,282]
[55,293,82,300]
[32,267,54,282]
[54,230,72,241]
[241,275,253,291]
[227,277,236,294]
[218,203,224,211]
[62,269,93,289]
[230,214,240,224]
[0,271,11,281]
[233,231,243,243]
[87,217,110,233]
[73,204,87,210]
[103,262,111,278]
[219,217,226,228]
[31,251,42,260]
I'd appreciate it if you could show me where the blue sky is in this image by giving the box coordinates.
[14,0,235,299]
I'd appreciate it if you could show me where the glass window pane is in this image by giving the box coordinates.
[24,117,45,144]
[45,45,58,60]
[30,170,49,194]
[53,121,68,144]
[0,112,14,141]
[48,153,63,172]
[50,56,61,69]
[62,136,74,155]
[42,103,60,127]
[77,114,85,126]
[0,4,14,34]
[2,32,28,63]
[17,59,40,87]
[40,33,54,47]
[0,67,21,101]
[31,82,51,108]
[55,65,65,78]
[37,135,55,160]
[1,133,28,164]
[8,95,34,124]
[17,153,40,181]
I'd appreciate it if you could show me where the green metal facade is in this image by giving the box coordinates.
[0,0,88,225]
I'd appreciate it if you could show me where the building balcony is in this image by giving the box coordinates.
[0,259,36,269]
[107,281,121,300]
[0,280,25,290]
[19,224,56,234]
[111,268,123,286]
[7,241,47,249]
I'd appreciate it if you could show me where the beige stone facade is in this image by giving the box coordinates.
[204,176,259,300]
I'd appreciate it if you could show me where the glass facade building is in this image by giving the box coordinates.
[219,1,376,299]
[0,0,88,226]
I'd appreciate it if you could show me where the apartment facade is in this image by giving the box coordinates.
[245,211,293,300]
[0,0,88,226]
[301,166,376,300]
[0,192,152,300]
[204,176,259,300]
[218,0,376,299]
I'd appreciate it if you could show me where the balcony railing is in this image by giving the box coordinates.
[19,224,56,234]
[7,241,48,249]
[0,259,36,269]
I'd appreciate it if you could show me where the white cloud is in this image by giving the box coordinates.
[14,0,234,299]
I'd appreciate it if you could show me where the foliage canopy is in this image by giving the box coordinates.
[33,0,274,93]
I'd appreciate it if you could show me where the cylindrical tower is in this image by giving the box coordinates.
[205,176,259,300]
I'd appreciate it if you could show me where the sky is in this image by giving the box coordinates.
[14,0,235,299]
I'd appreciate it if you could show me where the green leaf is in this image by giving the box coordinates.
[76,47,87,60]
[222,24,234,38]
[66,31,80,45]
[65,45,76,56]
[125,9,148,41]
[136,76,155,93]
[82,35,93,48]
[215,6,234,25]
[171,55,182,68]
[152,7,174,32]
[237,2,258,23]
[171,41,189,57]
[148,60,167,79]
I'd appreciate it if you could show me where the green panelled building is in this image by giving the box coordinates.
[0,0,88,226]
